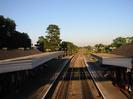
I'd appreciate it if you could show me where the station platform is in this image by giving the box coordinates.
[91,53,132,69]
[84,58,127,99]
[0,51,64,74]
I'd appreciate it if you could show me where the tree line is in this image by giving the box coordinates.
[0,15,31,49]
[85,36,133,53]
[60,41,78,55]
[0,15,78,53]
[36,24,78,54]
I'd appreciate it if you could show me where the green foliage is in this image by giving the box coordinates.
[0,16,16,35]
[111,36,133,48]
[111,37,126,48]
[125,37,133,44]
[83,45,93,54]
[94,43,104,52]
[91,36,133,53]
[84,45,92,51]
[0,15,31,49]
[93,44,114,53]
[45,24,61,51]
[36,36,48,52]
[60,41,78,55]
[36,24,61,52]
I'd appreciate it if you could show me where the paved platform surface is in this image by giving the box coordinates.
[85,58,127,99]
[0,51,64,73]
[3,57,70,99]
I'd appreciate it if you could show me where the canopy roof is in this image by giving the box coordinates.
[91,53,132,69]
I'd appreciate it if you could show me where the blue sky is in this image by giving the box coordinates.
[0,0,133,46]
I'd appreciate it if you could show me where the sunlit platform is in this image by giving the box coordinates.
[0,51,64,73]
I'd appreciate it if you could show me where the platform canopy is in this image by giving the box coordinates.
[91,53,132,69]
[0,51,64,73]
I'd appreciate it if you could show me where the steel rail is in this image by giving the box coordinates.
[54,55,77,99]
[54,62,70,99]
[84,57,106,99]
[42,56,74,99]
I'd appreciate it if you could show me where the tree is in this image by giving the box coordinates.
[8,31,31,49]
[36,36,48,52]
[126,37,133,44]
[19,32,31,48]
[84,45,92,50]
[0,15,31,49]
[0,15,16,48]
[45,24,61,51]
[95,43,105,52]
[111,37,126,48]
[60,41,78,55]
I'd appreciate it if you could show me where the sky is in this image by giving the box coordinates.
[0,0,133,46]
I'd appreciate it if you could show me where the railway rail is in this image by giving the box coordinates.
[43,54,104,99]
[41,56,74,99]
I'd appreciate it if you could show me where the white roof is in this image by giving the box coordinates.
[91,53,132,69]
[92,53,125,58]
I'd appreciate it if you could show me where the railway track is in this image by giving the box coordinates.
[43,54,104,99]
